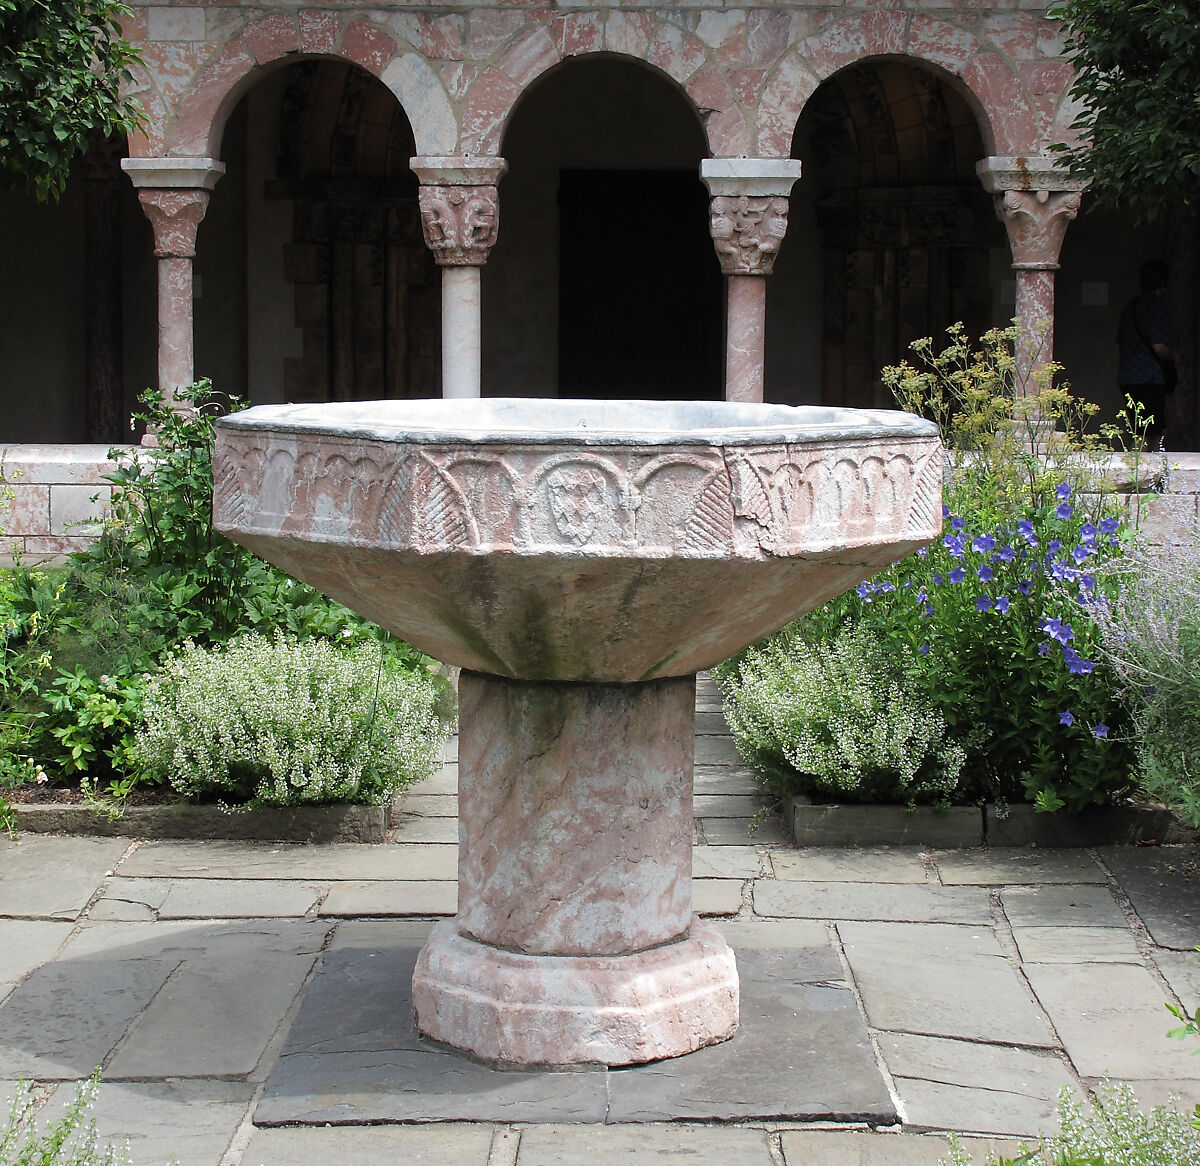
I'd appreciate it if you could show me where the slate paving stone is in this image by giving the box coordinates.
[933,849,1106,886]
[1154,948,1200,1009]
[877,1032,1080,1137]
[397,794,458,817]
[755,881,992,924]
[0,920,70,1003]
[258,922,892,1125]
[90,876,170,920]
[694,736,743,764]
[118,840,458,881]
[153,878,322,919]
[106,921,329,1077]
[693,878,743,915]
[693,845,763,879]
[256,920,609,1125]
[411,763,457,796]
[605,948,894,1123]
[1024,961,1200,1081]
[1001,884,1128,929]
[717,918,839,962]
[771,847,929,884]
[693,794,765,818]
[516,1124,774,1164]
[0,836,128,919]
[839,922,1055,1047]
[1099,845,1200,949]
[693,765,761,794]
[779,1130,1021,1165]
[319,879,457,916]
[389,816,460,843]
[694,711,732,734]
[245,1124,495,1166]
[1012,925,1143,965]
[40,1078,253,1166]
[699,816,785,846]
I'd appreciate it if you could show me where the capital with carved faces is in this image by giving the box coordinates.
[700,158,802,278]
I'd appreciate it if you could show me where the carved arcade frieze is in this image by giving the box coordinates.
[417,185,500,266]
[213,432,943,561]
[708,195,791,276]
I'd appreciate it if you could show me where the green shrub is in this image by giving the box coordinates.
[942,1081,1200,1165]
[715,622,966,805]
[1,1071,132,1166]
[1089,542,1200,828]
[135,632,453,809]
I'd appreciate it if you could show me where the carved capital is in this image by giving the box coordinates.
[417,184,500,266]
[136,189,212,259]
[708,195,790,276]
[993,188,1082,271]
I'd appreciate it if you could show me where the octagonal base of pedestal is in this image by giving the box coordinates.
[411,917,739,1067]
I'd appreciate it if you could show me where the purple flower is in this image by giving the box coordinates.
[1099,516,1119,537]
[1056,482,1072,501]
[1018,579,1034,596]
[951,516,966,532]
[919,643,931,655]
[977,595,993,612]
[1056,502,1074,521]
[1059,709,1075,726]
[932,572,944,586]
[1080,523,1098,545]
[978,564,994,583]
[1038,642,1053,657]
[995,596,1010,614]
[942,504,951,519]
[1062,646,1094,675]
[1048,540,1063,556]
[916,545,929,558]
[1017,519,1036,543]
[1041,617,1075,645]
[856,582,873,602]
[1094,722,1109,739]
[995,545,1016,563]
[972,534,997,554]
[948,567,967,585]
[1080,574,1096,592]
[1072,545,1091,565]
[943,534,966,558]
[877,580,896,593]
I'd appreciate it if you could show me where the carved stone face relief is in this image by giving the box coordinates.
[417,185,500,266]
[708,195,790,276]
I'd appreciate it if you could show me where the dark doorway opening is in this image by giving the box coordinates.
[557,169,723,401]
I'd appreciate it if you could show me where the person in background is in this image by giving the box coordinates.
[1117,258,1176,448]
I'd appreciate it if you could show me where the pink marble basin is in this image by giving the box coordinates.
[213,398,941,683]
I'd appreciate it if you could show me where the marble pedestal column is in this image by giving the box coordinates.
[411,671,739,1066]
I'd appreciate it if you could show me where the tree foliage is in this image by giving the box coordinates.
[0,0,143,201]
[1052,0,1200,222]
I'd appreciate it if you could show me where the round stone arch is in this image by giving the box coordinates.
[458,13,750,157]
[135,14,455,161]
[757,13,1037,160]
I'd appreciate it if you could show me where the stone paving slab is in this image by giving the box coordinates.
[1099,845,1200,949]
[319,879,457,916]
[755,881,992,924]
[695,735,743,764]
[839,922,1055,1047]
[398,793,458,817]
[1011,925,1143,965]
[41,1077,253,1166]
[258,921,893,1126]
[879,1031,1080,1137]
[694,878,743,915]
[933,849,1106,885]
[1023,960,1200,1081]
[0,920,71,1004]
[155,878,323,919]
[779,1131,1023,1165]
[694,794,766,818]
[389,815,460,843]
[245,1124,495,1166]
[1155,948,1200,1009]
[412,764,458,796]
[118,841,458,881]
[516,1124,774,1164]
[1000,884,1128,929]
[693,765,762,794]
[699,816,785,846]
[692,845,764,879]
[771,847,929,883]
[0,836,128,919]
[604,947,895,1123]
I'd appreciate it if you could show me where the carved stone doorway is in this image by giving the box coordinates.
[795,61,1001,408]
[265,60,439,402]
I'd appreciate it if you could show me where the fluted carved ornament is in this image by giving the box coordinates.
[994,189,1082,271]
[136,189,212,259]
[708,195,790,276]
[418,185,500,266]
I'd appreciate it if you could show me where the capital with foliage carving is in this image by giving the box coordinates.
[136,189,212,259]
[993,189,1082,271]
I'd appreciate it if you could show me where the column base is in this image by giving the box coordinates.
[412,917,739,1067]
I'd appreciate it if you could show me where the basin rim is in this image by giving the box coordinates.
[216,398,939,449]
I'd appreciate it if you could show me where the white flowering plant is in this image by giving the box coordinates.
[135,632,453,809]
[715,621,967,806]
[1,1071,132,1166]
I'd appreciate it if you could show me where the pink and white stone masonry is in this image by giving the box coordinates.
[212,398,942,1067]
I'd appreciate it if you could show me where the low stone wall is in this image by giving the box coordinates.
[1,444,1199,568]
[0,444,135,566]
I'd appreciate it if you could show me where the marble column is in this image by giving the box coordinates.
[700,159,802,403]
[122,158,225,409]
[411,157,507,399]
[977,157,1086,395]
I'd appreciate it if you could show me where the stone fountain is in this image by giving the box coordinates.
[212,398,941,1067]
